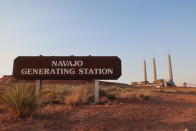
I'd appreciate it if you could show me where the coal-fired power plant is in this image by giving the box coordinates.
[131,54,175,87]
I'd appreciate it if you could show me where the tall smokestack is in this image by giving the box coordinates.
[153,58,157,82]
[168,54,173,83]
[144,60,147,82]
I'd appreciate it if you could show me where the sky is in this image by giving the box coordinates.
[0,0,196,85]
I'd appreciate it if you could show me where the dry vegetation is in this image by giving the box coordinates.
[154,87,196,94]
[0,83,196,130]
[0,84,37,118]
[0,83,195,118]
[101,86,154,100]
[0,83,155,119]
[64,85,94,106]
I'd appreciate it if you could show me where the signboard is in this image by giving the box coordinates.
[13,56,121,80]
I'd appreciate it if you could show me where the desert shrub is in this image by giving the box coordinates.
[155,87,196,94]
[54,84,75,95]
[65,92,79,106]
[116,89,152,100]
[77,85,94,103]
[0,84,38,118]
[40,91,59,105]
[99,96,111,104]
[65,85,94,106]
[0,85,9,95]
[101,86,153,101]
[99,89,117,101]
[41,84,86,105]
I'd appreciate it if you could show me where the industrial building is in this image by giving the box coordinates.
[131,54,175,87]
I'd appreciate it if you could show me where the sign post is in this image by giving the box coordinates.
[13,56,122,103]
[35,80,42,98]
[94,80,99,103]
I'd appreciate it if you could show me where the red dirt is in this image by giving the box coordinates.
[0,92,196,131]
[0,75,17,84]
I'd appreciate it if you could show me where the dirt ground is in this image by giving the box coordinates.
[0,91,196,131]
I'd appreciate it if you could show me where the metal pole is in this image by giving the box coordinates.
[94,80,99,103]
[35,80,42,98]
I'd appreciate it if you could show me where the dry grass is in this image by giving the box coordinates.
[155,87,196,94]
[99,96,111,104]
[40,84,94,105]
[1,82,194,115]
[0,83,38,119]
[117,89,152,100]
[100,86,154,100]
[1,81,196,128]
[65,85,94,106]
[0,84,9,95]
[65,92,79,106]
[0,82,195,125]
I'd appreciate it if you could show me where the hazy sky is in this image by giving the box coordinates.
[0,0,196,85]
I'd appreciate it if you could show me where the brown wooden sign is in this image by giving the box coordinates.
[13,56,121,80]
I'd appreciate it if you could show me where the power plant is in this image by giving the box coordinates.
[131,54,175,87]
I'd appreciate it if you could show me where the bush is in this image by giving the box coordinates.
[101,87,153,101]
[65,92,79,106]
[0,84,38,119]
[116,89,152,100]
[65,85,94,106]
[99,96,111,105]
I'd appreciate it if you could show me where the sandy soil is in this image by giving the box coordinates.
[0,92,196,131]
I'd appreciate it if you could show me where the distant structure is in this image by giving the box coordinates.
[144,60,147,82]
[166,54,175,86]
[153,58,157,83]
[131,54,175,87]
[168,54,173,82]
[182,82,187,87]
[140,60,149,85]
